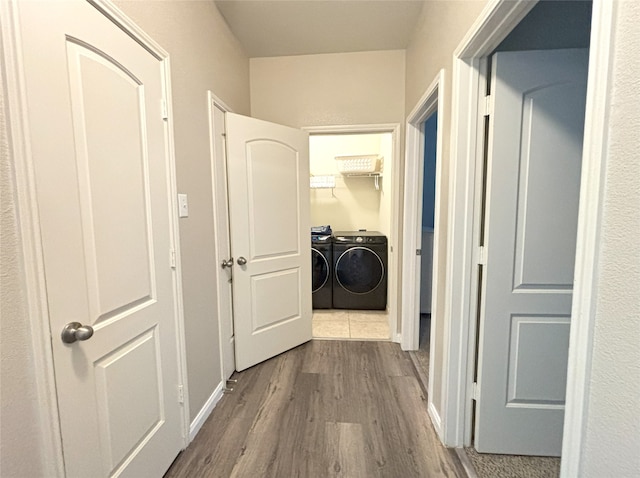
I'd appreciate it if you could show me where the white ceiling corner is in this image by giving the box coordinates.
[214,0,425,58]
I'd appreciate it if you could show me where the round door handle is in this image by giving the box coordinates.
[61,322,94,344]
[236,256,247,266]
[221,258,234,269]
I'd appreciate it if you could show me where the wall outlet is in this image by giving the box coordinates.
[178,194,189,218]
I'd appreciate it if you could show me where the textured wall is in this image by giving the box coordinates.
[404,0,489,424]
[0,55,47,477]
[250,50,405,129]
[114,0,250,420]
[581,1,640,475]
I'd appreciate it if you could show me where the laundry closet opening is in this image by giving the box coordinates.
[309,132,394,341]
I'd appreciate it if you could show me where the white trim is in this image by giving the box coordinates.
[189,381,225,442]
[428,400,443,439]
[1,1,65,474]
[207,90,235,382]
[160,55,191,448]
[443,0,541,448]
[4,0,191,467]
[560,1,616,475]
[303,123,402,342]
[400,69,445,352]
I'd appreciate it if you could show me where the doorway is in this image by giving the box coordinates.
[305,125,402,344]
[437,0,612,475]
[414,109,438,385]
[469,0,593,461]
[400,69,445,435]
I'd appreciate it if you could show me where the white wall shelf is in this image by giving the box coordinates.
[342,172,383,190]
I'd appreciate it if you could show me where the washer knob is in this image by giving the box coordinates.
[356,236,364,243]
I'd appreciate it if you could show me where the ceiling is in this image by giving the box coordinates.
[214,0,425,58]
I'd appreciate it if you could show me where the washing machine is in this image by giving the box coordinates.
[332,231,387,310]
[311,234,333,309]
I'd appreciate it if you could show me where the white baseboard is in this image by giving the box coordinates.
[393,332,402,344]
[189,381,224,442]
[428,399,444,441]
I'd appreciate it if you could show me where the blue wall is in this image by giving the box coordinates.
[422,112,437,229]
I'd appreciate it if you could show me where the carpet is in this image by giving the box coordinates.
[465,447,560,478]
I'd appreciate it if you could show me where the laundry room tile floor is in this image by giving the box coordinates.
[312,310,389,340]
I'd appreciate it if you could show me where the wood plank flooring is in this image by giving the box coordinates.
[165,340,465,478]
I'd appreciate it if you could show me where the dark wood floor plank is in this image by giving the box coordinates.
[325,422,369,477]
[165,340,464,478]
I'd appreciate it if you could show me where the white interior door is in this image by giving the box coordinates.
[225,113,312,371]
[210,101,236,380]
[475,49,589,456]
[18,2,184,476]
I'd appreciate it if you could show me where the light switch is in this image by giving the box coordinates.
[178,194,189,218]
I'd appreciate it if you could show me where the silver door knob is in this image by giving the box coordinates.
[236,256,247,266]
[61,322,94,344]
[221,258,234,269]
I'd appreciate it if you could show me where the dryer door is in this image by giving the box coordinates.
[335,247,385,294]
[311,248,330,293]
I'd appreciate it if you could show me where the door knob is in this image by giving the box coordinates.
[221,258,234,269]
[236,256,247,266]
[61,322,94,344]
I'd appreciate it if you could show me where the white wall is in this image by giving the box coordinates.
[310,133,391,235]
[580,0,640,475]
[404,0,489,424]
[0,61,48,478]
[250,50,405,129]
[114,0,250,422]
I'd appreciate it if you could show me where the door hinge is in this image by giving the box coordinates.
[416,249,422,256]
[477,246,486,265]
[472,382,479,401]
[170,248,176,269]
[161,99,169,120]
[177,385,184,404]
[484,95,492,117]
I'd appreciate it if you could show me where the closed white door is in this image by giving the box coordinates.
[475,49,588,456]
[18,2,184,476]
[210,102,235,380]
[225,113,312,371]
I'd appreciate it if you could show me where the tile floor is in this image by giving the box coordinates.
[312,309,390,340]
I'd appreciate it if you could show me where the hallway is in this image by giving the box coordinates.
[165,340,465,477]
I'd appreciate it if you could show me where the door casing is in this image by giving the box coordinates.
[207,91,235,384]
[2,0,190,474]
[400,69,445,437]
[441,2,617,478]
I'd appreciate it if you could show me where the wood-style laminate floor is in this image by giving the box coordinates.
[165,340,465,478]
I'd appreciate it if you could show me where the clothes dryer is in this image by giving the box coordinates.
[311,234,333,309]
[332,231,387,310]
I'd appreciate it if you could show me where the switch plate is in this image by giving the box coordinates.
[178,194,189,218]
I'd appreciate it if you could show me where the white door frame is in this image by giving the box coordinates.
[304,123,402,342]
[400,70,445,350]
[441,2,617,476]
[1,0,190,473]
[400,69,445,437]
[206,90,234,383]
